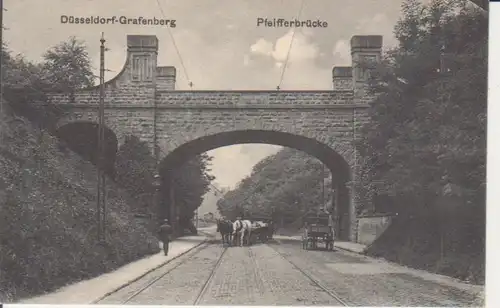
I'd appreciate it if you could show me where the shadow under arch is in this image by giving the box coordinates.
[55,121,118,175]
[160,130,350,176]
[159,130,354,240]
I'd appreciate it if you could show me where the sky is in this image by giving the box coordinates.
[3,0,406,189]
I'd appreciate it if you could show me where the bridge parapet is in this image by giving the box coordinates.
[47,34,382,111]
[155,90,361,109]
[49,89,367,109]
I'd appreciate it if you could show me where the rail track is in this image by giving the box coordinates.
[112,240,227,305]
[269,244,350,306]
[96,236,347,306]
[192,244,228,305]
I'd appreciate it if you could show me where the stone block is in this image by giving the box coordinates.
[127,35,159,51]
[350,35,383,51]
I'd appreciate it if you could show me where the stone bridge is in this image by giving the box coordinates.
[48,34,383,242]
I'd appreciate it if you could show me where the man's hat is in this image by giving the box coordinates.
[163,219,169,223]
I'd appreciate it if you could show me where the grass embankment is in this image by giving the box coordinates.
[0,112,160,302]
[365,215,485,285]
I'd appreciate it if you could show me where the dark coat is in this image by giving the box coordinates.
[158,223,172,240]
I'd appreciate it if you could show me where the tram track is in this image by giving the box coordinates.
[115,241,227,305]
[96,238,348,306]
[268,244,351,306]
[192,244,228,305]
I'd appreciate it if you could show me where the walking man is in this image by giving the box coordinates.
[158,219,173,256]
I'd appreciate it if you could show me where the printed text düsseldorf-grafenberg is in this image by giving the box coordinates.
[61,15,176,27]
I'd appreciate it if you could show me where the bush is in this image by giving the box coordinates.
[0,111,160,302]
[365,214,485,285]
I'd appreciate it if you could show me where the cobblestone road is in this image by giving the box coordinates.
[271,239,484,306]
[97,238,484,306]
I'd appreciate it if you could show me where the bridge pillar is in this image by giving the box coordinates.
[333,180,351,241]
[332,66,353,90]
[350,35,383,96]
[330,179,339,236]
[345,180,360,242]
[153,173,165,222]
[156,66,176,91]
[169,182,179,235]
[126,35,158,84]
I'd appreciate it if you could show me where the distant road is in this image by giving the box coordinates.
[197,225,218,235]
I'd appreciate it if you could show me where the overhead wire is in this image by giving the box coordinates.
[155,0,193,89]
[276,0,306,91]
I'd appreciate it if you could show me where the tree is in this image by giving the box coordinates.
[170,153,215,230]
[1,47,67,136]
[42,37,95,98]
[114,136,156,213]
[357,0,486,212]
[356,0,486,282]
[2,37,95,133]
[217,148,328,224]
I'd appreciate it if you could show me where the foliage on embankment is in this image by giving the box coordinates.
[164,152,215,232]
[358,0,486,284]
[0,107,160,302]
[217,148,329,225]
[0,38,161,302]
[218,0,486,284]
[0,33,216,301]
[114,135,215,234]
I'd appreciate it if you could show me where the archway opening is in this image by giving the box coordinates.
[158,130,353,241]
[55,122,118,175]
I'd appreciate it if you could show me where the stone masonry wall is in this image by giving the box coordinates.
[153,103,364,164]
[53,90,368,169]
[46,34,383,242]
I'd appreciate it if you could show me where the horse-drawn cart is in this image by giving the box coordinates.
[249,216,274,243]
[301,213,334,251]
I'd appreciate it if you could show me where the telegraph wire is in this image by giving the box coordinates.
[155,0,193,89]
[276,0,306,91]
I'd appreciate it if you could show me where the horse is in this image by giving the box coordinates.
[232,219,252,246]
[216,219,233,246]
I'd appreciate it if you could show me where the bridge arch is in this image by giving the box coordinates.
[55,121,119,175]
[45,33,384,242]
[159,129,357,241]
[157,111,360,170]
[56,115,128,147]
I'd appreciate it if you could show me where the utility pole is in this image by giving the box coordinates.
[195,207,199,229]
[321,164,325,210]
[96,33,107,242]
[100,33,107,241]
[0,0,4,127]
